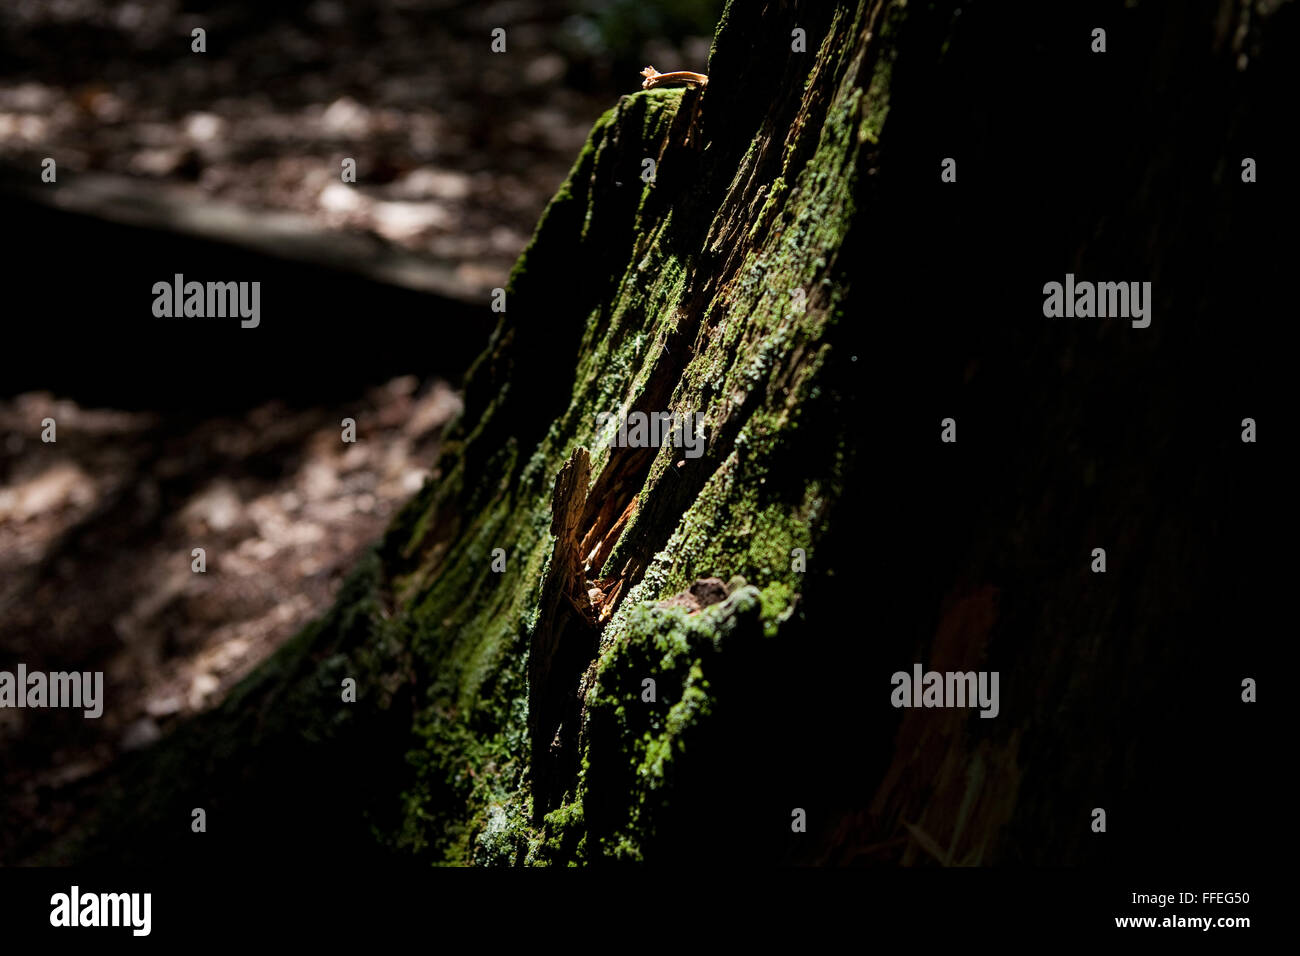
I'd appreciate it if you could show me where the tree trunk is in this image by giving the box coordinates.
[26,0,1288,867]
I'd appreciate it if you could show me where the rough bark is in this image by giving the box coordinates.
[21,0,1289,867]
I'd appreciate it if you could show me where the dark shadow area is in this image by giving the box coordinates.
[0,191,486,412]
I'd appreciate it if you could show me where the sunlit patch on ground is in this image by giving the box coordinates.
[0,377,459,812]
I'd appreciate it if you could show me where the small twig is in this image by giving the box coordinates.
[640,66,709,90]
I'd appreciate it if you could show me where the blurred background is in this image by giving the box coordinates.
[0,0,722,861]
[0,0,721,310]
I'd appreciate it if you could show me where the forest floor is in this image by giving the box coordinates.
[0,0,711,298]
[0,379,459,854]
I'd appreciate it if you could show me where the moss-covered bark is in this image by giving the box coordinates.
[28,0,884,866]
[26,0,1286,868]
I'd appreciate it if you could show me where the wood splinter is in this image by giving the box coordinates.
[640,66,709,90]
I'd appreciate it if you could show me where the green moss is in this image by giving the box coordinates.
[860,0,908,143]
[747,176,787,242]
[537,585,781,860]
[374,80,702,865]
[640,87,686,141]
[35,0,897,869]
[526,798,587,865]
